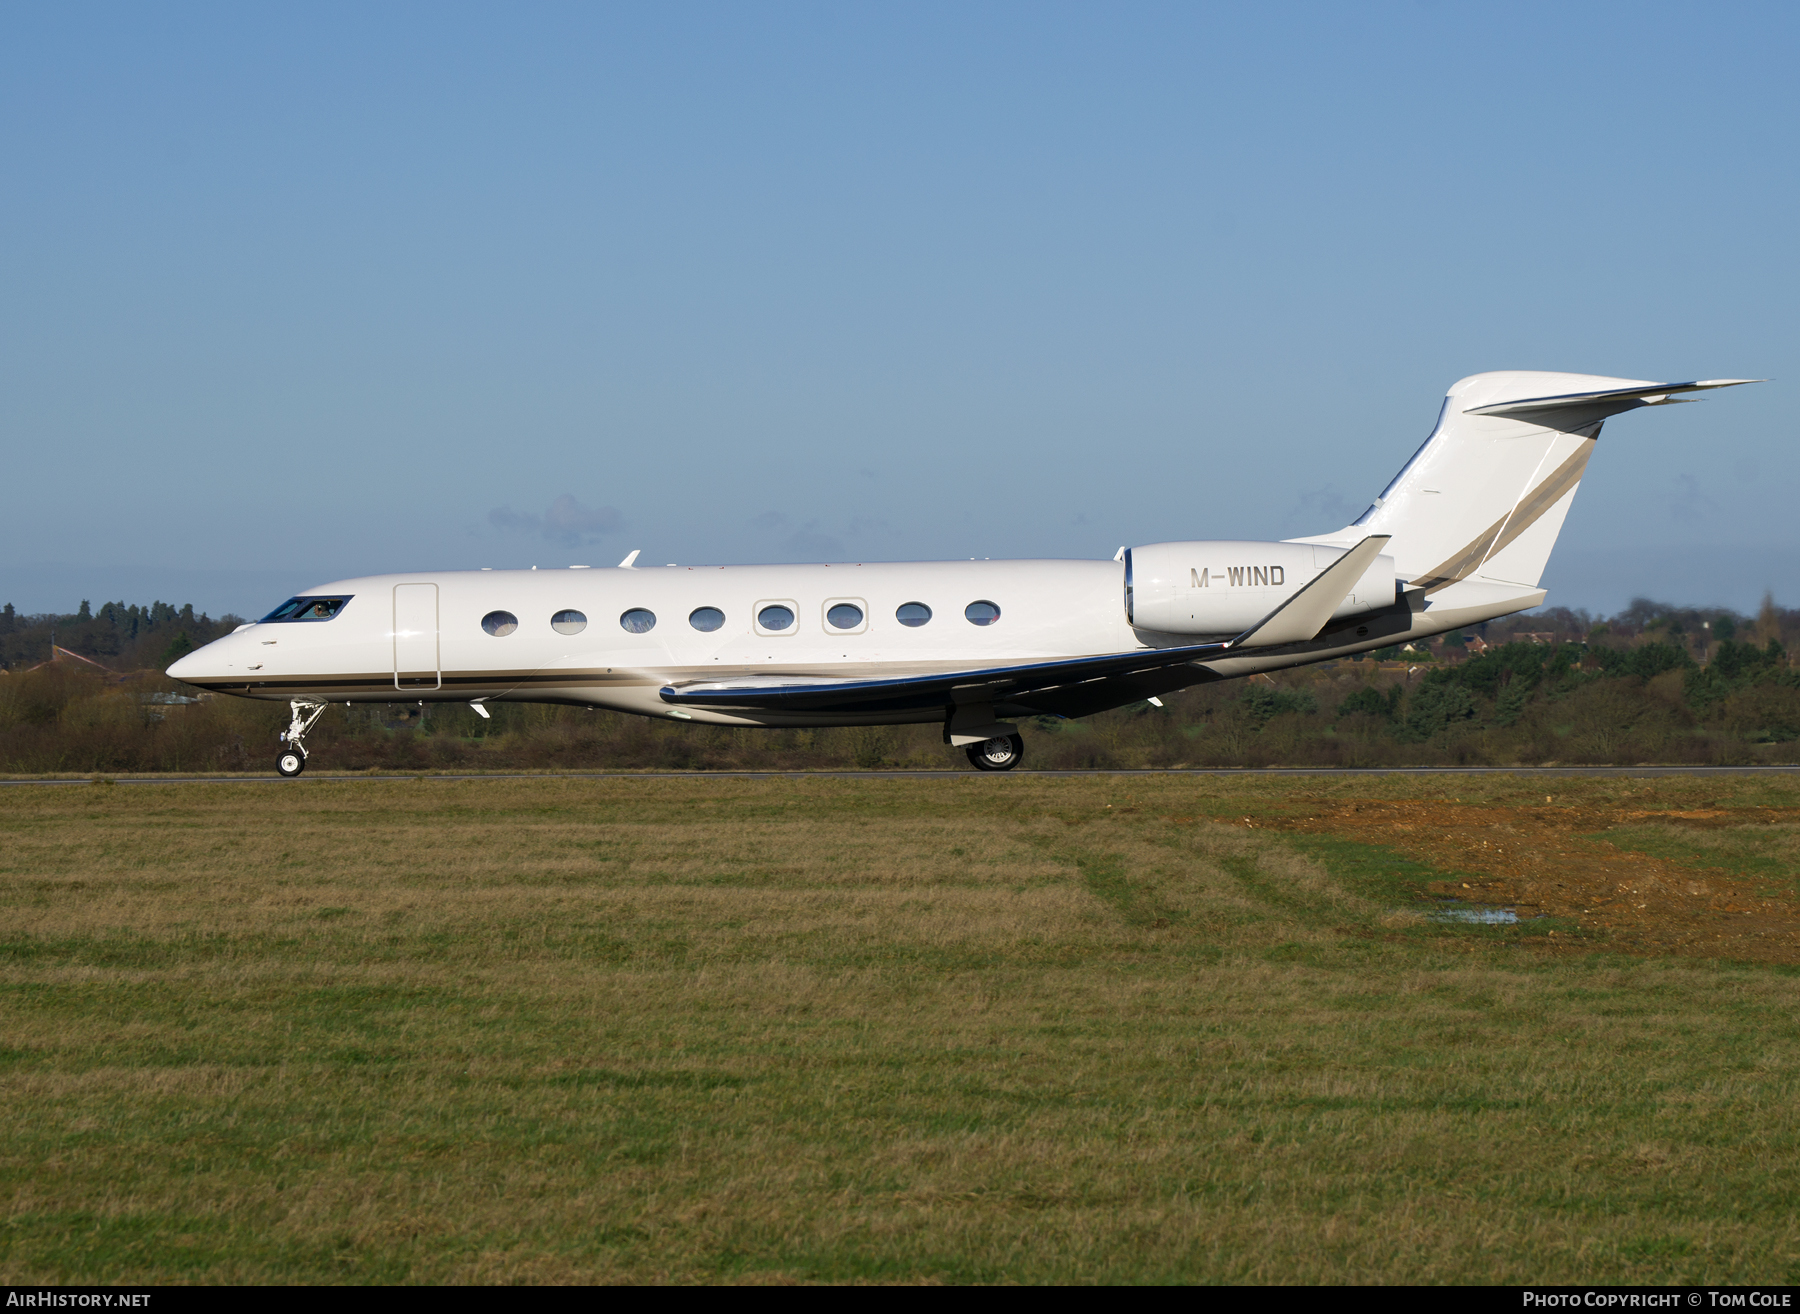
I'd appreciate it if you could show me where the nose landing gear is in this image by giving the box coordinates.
[966,733,1025,772]
[276,699,328,777]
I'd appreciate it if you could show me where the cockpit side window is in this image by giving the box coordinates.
[260,596,353,623]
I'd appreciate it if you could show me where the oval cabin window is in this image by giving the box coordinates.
[964,600,1001,626]
[481,611,518,637]
[689,607,725,632]
[757,605,795,632]
[826,603,864,630]
[619,608,657,634]
[896,602,932,628]
[551,609,587,635]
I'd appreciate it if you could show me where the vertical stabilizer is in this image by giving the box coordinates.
[1289,371,1757,593]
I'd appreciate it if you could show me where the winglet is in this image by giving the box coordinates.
[618,549,641,569]
[1229,536,1390,649]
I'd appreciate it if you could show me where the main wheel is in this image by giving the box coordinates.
[966,733,1024,772]
[277,749,307,777]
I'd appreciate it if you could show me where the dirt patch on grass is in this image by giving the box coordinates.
[1259,799,1800,962]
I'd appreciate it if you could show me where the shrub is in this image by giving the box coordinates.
[1337,685,1401,720]
[1395,683,1478,742]
[1592,642,1693,681]
[1240,685,1317,723]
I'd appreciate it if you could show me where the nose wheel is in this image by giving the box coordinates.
[966,733,1025,772]
[276,699,328,777]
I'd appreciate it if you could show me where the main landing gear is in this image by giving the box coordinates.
[966,733,1025,772]
[277,699,328,777]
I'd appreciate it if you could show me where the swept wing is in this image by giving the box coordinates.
[659,536,1390,717]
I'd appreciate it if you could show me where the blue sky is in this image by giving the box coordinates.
[2,2,1795,618]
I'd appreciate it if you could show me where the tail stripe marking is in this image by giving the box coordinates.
[1481,440,1559,575]
[1409,439,1596,593]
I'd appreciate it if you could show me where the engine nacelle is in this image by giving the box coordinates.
[1125,540,1397,636]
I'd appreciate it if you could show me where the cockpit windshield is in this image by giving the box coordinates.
[260,596,353,623]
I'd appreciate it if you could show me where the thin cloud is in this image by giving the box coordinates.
[1668,474,1717,524]
[755,510,851,558]
[1293,485,1361,529]
[782,528,845,559]
[488,495,623,547]
[846,514,895,538]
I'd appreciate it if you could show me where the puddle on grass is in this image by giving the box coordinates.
[1428,903,1520,925]
[1386,899,1544,928]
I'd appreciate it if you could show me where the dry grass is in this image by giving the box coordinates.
[2,775,1799,1283]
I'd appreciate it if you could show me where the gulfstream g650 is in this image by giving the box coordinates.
[168,371,1757,774]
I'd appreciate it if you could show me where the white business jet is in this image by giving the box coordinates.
[169,370,1756,776]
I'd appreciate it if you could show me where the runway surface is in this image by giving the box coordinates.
[4,766,1799,786]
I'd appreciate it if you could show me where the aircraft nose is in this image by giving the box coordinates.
[166,649,211,682]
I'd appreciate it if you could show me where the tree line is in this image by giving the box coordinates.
[0,594,1794,773]
[0,600,245,673]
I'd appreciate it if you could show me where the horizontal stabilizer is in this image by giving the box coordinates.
[1229,535,1390,649]
[1465,378,1762,420]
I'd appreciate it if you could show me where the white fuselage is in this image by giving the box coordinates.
[168,371,1752,735]
[169,555,1535,726]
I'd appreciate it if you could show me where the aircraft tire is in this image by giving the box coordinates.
[276,749,307,778]
[966,733,1024,772]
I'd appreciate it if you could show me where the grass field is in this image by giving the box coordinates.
[3,773,1799,1283]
